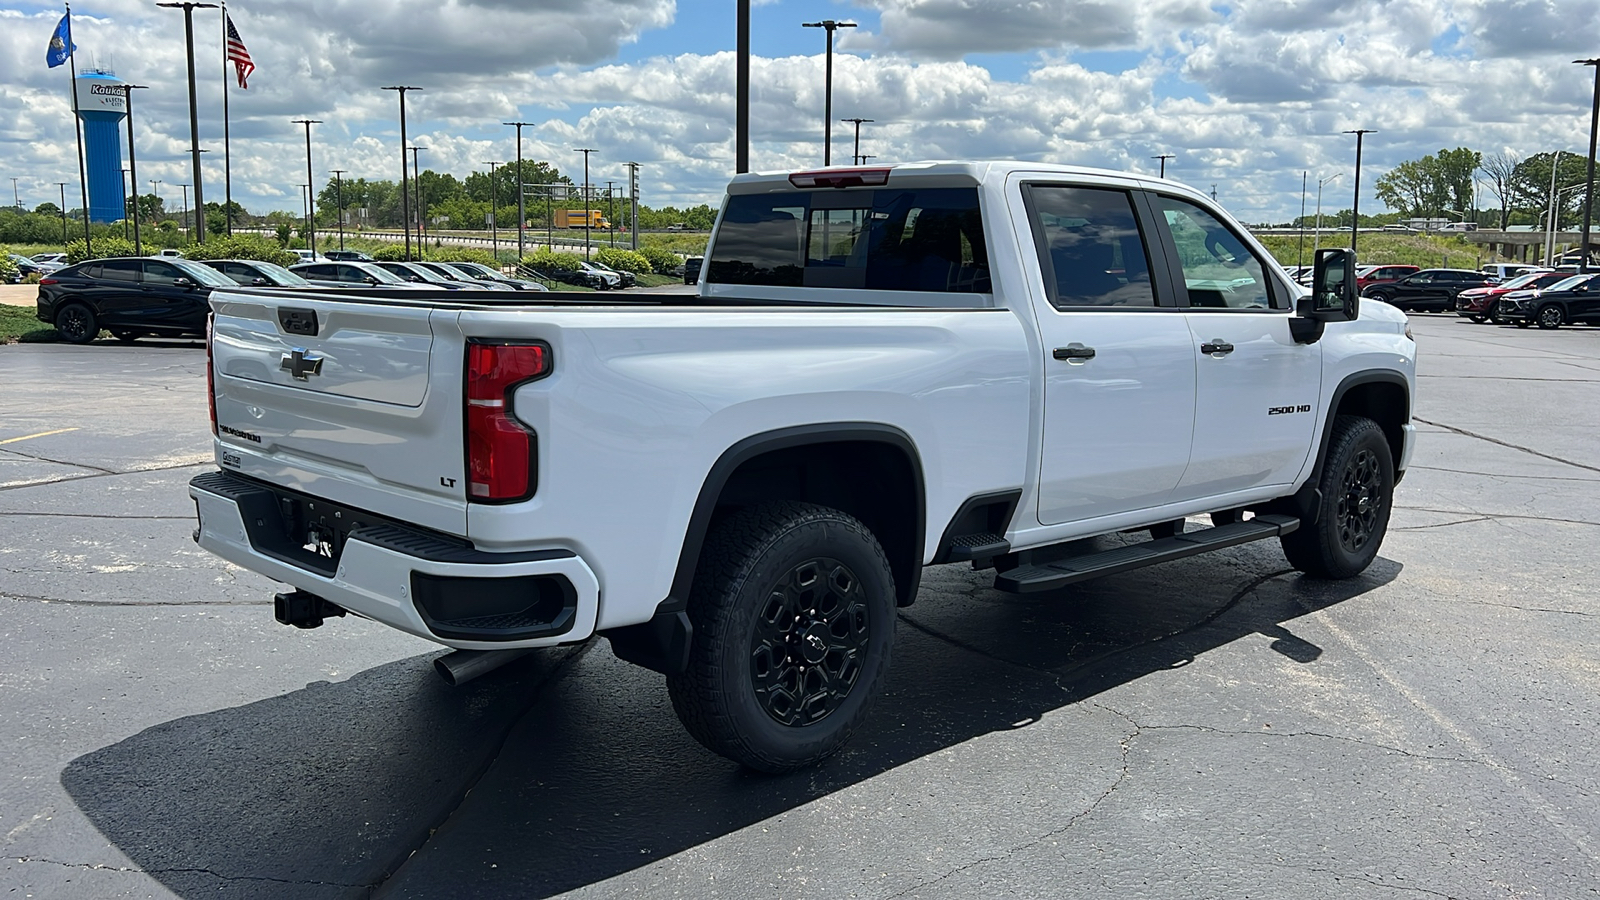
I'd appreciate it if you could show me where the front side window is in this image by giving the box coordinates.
[141,261,185,285]
[1155,196,1275,310]
[1027,185,1157,309]
[708,187,990,293]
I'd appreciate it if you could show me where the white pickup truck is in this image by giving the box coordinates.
[192,161,1416,771]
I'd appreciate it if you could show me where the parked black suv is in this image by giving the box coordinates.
[36,256,238,343]
[1498,273,1600,329]
[1361,268,1495,312]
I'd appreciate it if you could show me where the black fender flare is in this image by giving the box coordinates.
[1290,369,1410,519]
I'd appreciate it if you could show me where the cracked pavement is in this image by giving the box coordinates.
[2,317,1598,899]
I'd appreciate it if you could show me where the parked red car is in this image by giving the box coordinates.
[1356,264,1420,292]
[1454,270,1565,324]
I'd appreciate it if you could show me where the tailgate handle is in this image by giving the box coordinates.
[278,307,319,336]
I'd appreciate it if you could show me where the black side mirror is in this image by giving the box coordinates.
[174,277,194,289]
[365,276,380,285]
[1292,248,1359,344]
[252,277,269,286]
[408,275,423,282]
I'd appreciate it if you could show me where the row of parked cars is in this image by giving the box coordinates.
[33,255,558,344]
[1287,259,1597,328]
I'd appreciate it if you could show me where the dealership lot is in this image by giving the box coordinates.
[1,315,1598,899]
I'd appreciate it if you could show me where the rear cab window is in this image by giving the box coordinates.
[705,178,991,305]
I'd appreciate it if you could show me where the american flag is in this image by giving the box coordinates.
[225,14,254,89]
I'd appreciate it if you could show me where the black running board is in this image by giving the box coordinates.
[994,514,1300,594]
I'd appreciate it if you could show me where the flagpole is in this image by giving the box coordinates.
[221,1,231,236]
[65,4,92,251]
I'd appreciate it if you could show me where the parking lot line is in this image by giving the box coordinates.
[0,428,80,445]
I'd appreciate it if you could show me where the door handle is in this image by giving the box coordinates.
[1052,344,1096,361]
[1200,340,1235,356]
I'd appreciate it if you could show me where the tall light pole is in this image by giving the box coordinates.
[605,179,617,248]
[121,84,148,255]
[1546,152,1565,267]
[483,161,501,259]
[410,145,427,244]
[843,117,873,164]
[575,148,595,259]
[121,169,130,239]
[1314,172,1341,254]
[1344,128,1375,255]
[382,86,421,260]
[55,182,69,249]
[1153,153,1174,178]
[176,183,191,242]
[157,2,218,245]
[736,0,749,173]
[1576,58,1599,273]
[802,20,856,165]
[292,119,321,256]
[625,161,640,251]
[504,121,532,259]
[1298,171,1308,270]
[330,169,346,250]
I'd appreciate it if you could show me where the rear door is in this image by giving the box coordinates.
[85,259,146,327]
[1021,181,1196,525]
[1147,194,1321,502]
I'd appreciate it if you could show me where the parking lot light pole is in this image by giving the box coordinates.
[330,169,346,250]
[1153,153,1174,178]
[802,20,856,165]
[843,117,873,165]
[121,84,148,255]
[1577,58,1600,273]
[505,122,532,260]
[737,0,749,173]
[55,182,69,249]
[575,147,595,260]
[1344,128,1375,255]
[157,2,218,245]
[177,183,191,243]
[292,119,321,256]
[483,161,501,260]
[382,86,421,260]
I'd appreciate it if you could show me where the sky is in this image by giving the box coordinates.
[2,0,1599,223]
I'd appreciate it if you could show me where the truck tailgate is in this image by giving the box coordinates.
[210,291,469,535]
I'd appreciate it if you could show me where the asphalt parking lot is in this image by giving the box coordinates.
[2,313,1598,899]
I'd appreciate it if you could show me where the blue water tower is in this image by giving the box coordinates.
[74,70,127,223]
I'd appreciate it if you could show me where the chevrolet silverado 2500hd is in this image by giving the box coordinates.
[191,161,1416,771]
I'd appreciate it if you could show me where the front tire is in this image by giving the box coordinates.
[1280,416,1394,579]
[54,303,98,344]
[1536,304,1563,329]
[1488,301,1505,325]
[667,502,896,773]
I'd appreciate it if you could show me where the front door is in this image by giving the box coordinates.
[1148,194,1322,502]
[1023,182,1196,526]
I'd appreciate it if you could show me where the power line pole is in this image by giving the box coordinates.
[292,119,320,256]
[158,2,218,245]
[382,86,421,260]
[505,121,532,260]
[802,20,856,165]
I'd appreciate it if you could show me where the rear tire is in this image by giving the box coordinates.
[667,501,896,773]
[1280,416,1394,579]
[1536,304,1563,329]
[54,303,97,344]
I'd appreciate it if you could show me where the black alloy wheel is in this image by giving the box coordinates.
[1335,445,1384,556]
[748,556,871,727]
[668,501,896,772]
[54,303,98,344]
[1536,304,1564,329]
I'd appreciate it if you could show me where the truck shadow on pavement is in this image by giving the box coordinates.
[62,545,1399,899]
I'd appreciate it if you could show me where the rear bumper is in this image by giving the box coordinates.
[189,471,599,649]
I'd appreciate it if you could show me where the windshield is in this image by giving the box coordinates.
[393,263,449,283]
[1546,274,1592,292]
[1499,272,1548,290]
[172,259,243,287]
[354,263,409,284]
[451,262,495,278]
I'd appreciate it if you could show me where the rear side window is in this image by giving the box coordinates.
[708,187,990,293]
[99,260,140,282]
[1025,185,1158,309]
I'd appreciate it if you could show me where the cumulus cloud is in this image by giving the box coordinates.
[849,0,1214,58]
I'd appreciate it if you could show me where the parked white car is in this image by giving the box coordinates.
[193,160,1417,771]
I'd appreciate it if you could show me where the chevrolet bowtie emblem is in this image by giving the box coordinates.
[280,348,324,380]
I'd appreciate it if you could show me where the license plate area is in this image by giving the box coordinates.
[278,494,371,569]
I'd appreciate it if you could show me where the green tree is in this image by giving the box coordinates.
[1510,152,1593,228]
[33,202,60,216]
[1374,148,1480,219]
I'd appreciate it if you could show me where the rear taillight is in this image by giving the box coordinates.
[465,340,550,502]
[206,312,217,436]
[39,277,58,286]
